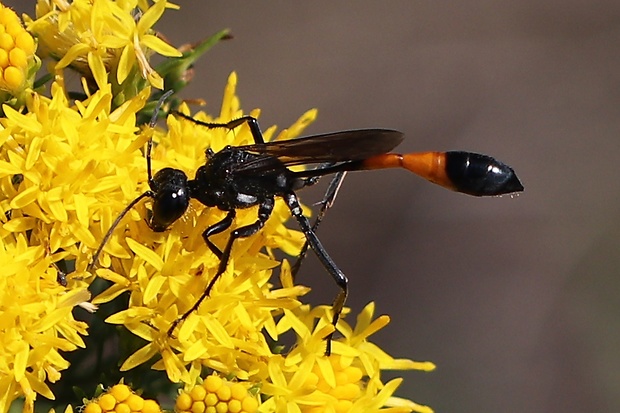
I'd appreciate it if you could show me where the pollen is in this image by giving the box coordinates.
[85,384,161,413]
[175,375,259,413]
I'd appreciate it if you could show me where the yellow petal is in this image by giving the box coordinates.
[136,0,166,34]
[87,52,109,91]
[120,343,158,371]
[143,274,166,303]
[140,34,181,57]
[116,44,133,84]
[126,237,164,271]
[13,340,29,381]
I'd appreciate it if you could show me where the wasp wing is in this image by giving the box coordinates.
[232,129,404,174]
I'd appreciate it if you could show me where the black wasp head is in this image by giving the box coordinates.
[148,167,190,232]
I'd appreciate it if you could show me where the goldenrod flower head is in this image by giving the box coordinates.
[83,383,162,413]
[175,374,259,413]
[0,4,37,95]
[28,0,181,91]
[0,82,150,263]
[259,302,435,413]
[0,79,156,411]
[0,231,89,413]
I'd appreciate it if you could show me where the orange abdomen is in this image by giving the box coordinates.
[361,152,456,191]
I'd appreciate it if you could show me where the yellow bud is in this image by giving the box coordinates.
[126,394,144,411]
[303,372,319,389]
[0,8,16,24]
[175,393,193,411]
[110,384,132,402]
[0,32,13,50]
[15,31,34,55]
[335,400,353,413]
[142,399,161,413]
[205,393,218,407]
[334,371,349,386]
[329,383,360,400]
[114,403,131,413]
[5,21,21,37]
[217,385,231,402]
[0,48,8,67]
[9,45,27,68]
[227,400,241,413]
[84,403,103,413]
[3,65,22,89]
[343,366,363,383]
[99,394,117,411]
[190,401,205,413]
[215,402,227,413]
[190,385,207,401]
[204,375,223,393]
[240,397,258,413]
[229,384,247,401]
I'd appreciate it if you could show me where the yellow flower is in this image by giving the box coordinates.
[28,0,181,91]
[0,231,89,413]
[0,74,154,412]
[83,383,162,413]
[175,374,260,413]
[260,301,436,413]
[0,81,150,263]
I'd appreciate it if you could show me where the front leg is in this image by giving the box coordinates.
[215,197,275,276]
[168,198,275,336]
[202,210,236,259]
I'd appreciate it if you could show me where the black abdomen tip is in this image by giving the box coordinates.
[445,151,524,196]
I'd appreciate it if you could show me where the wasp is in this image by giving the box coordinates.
[90,93,523,354]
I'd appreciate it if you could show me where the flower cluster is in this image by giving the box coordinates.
[175,374,259,413]
[0,2,434,413]
[83,384,161,413]
[28,0,180,92]
[0,3,37,94]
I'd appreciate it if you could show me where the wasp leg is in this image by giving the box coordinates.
[291,171,347,279]
[214,197,274,276]
[202,210,236,259]
[168,198,275,336]
[284,191,347,356]
[175,112,265,144]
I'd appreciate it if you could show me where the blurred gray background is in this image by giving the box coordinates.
[10,1,620,412]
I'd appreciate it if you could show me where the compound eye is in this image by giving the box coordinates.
[149,186,190,231]
[148,168,190,231]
